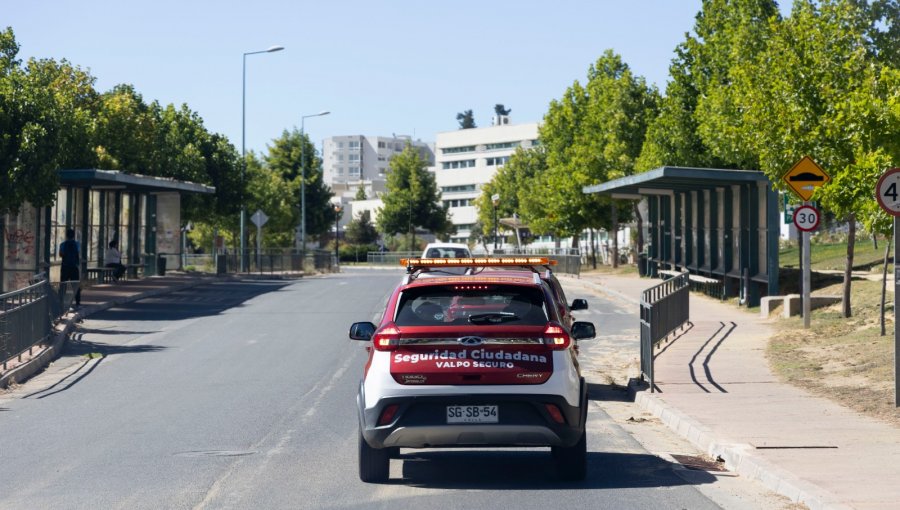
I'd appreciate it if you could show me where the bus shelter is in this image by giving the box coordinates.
[0,169,213,292]
[583,167,779,307]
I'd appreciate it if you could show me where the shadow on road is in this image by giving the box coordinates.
[587,382,632,402]
[396,450,715,489]
[65,332,167,358]
[92,280,292,322]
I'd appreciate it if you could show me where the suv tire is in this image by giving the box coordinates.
[552,427,587,481]
[358,430,390,483]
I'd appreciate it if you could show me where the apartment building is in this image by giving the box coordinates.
[433,116,539,244]
[323,135,434,200]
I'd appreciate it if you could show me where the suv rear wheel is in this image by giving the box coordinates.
[358,430,390,483]
[552,427,587,481]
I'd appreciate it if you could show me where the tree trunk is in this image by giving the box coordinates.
[842,214,856,318]
[612,202,619,269]
[881,234,891,336]
[590,228,597,269]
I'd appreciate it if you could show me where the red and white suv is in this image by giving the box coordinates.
[349,257,595,483]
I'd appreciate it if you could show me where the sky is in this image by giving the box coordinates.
[5,0,793,156]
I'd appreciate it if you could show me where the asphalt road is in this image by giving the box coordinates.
[0,269,739,509]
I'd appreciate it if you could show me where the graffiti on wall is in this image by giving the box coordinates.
[3,204,39,292]
[5,228,36,264]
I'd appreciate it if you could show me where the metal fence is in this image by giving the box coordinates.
[639,271,690,392]
[1,277,53,371]
[181,249,337,275]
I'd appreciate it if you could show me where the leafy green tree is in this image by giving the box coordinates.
[726,0,900,317]
[345,209,379,245]
[494,104,511,116]
[354,186,368,201]
[692,0,781,170]
[534,50,657,256]
[377,144,453,247]
[265,128,334,241]
[93,84,159,172]
[476,146,545,244]
[0,28,102,213]
[456,109,476,129]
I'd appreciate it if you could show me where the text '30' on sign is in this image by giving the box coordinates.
[876,169,900,217]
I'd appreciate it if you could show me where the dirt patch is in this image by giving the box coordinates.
[768,278,900,428]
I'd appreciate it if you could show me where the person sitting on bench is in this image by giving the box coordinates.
[105,240,126,281]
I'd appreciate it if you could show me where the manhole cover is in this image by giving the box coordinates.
[174,450,257,458]
[670,454,725,472]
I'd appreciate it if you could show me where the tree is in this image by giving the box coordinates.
[638,0,780,172]
[345,210,379,245]
[377,144,453,248]
[354,186,368,201]
[265,128,334,241]
[725,0,900,317]
[494,104,511,116]
[0,28,98,213]
[476,146,545,244]
[534,50,657,258]
[456,109,476,129]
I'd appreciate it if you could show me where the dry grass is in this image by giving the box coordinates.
[767,277,900,427]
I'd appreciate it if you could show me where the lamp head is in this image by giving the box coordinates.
[266,45,285,53]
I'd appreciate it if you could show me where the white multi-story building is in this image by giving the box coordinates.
[433,116,539,244]
[323,135,434,201]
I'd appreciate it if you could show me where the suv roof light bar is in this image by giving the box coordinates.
[400,257,557,273]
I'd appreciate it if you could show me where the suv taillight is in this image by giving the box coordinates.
[544,322,571,350]
[372,323,400,351]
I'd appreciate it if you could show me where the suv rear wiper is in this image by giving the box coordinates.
[468,312,518,324]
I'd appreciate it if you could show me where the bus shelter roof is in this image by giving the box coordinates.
[582,166,770,198]
[59,169,215,194]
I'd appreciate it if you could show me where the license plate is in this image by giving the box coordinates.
[446,405,498,424]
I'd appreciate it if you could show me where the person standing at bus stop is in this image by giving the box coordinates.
[59,228,82,307]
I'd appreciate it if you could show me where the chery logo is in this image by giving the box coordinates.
[457,336,485,346]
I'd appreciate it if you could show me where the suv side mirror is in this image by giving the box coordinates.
[571,321,596,340]
[570,299,588,311]
[349,322,376,341]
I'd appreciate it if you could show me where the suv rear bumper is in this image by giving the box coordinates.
[358,379,587,449]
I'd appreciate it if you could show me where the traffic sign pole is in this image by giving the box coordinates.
[894,216,900,407]
[874,168,900,407]
[803,203,811,329]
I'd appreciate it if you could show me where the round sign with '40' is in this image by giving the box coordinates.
[793,205,820,232]
[876,168,900,217]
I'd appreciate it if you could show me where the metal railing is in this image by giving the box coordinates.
[640,271,690,392]
[1,277,53,371]
[366,251,418,266]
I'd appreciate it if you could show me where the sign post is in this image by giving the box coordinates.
[783,156,829,330]
[793,205,820,329]
[250,209,269,272]
[875,168,900,407]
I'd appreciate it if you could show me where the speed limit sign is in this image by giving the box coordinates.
[876,168,900,216]
[793,205,820,232]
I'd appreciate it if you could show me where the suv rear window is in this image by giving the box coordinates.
[395,285,548,326]
[425,247,470,258]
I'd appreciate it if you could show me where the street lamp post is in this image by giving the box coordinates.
[492,193,500,252]
[333,203,342,269]
[241,45,284,273]
[299,111,331,260]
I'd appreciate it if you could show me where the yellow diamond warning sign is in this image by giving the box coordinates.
[783,156,830,201]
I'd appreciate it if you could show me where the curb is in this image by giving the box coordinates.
[0,276,212,389]
[627,380,851,510]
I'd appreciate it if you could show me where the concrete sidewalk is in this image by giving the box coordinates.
[0,273,226,389]
[565,271,900,510]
